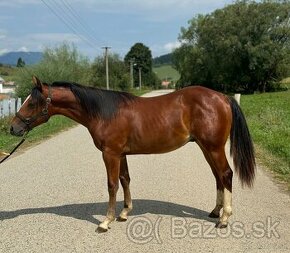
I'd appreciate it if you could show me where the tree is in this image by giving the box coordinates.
[15,43,91,99]
[16,57,25,67]
[90,53,130,91]
[173,0,290,93]
[125,43,160,88]
[153,53,173,65]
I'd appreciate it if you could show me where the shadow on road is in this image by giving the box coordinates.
[0,199,216,225]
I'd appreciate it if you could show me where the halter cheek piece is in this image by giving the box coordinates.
[16,85,52,131]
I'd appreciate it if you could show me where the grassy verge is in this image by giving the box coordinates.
[131,88,152,96]
[0,65,17,81]
[241,90,290,189]
[0,116,77,155]
[153,64,180,82]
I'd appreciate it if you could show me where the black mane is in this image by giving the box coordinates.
[34,81,136,119]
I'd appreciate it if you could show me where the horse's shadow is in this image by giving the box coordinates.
[0,199,215,225]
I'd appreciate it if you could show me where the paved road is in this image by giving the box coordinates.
[0,90,289,253]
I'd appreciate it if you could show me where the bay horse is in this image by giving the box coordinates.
[10,76,255,232]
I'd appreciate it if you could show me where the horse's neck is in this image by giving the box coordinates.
[49,87,89,126]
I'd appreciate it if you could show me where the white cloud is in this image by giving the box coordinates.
[0,0,233,57]
[0,29,7,39]
[29,33,82,43]
[164,41,181,52]
[0,49,9,55]
[17,46,29,52]
[68,0,231,24]
[73,0,221,9]
[72,0,229,14]
[0,0,225,11]
[0,33,83,56]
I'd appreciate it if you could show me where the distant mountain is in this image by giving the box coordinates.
[153,53,173,66]
[0,51,43,66]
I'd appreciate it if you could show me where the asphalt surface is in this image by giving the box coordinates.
[0,90,289,253]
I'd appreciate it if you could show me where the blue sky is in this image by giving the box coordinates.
[0,0,234,59]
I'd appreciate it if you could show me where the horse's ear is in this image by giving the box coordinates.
[32,76,43,91]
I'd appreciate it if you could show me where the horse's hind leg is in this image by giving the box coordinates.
[212,149,233,228]
[201,148,223,218]
[202,146,233,228]
[118,156,133,221]
[209,189,223,218]
[209,173,223,219]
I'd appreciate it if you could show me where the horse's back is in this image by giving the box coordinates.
[121,86,231,154]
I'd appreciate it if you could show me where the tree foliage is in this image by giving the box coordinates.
[173,0,290,93]
[14,42,164,100]
[125,43,160,88]
[16,57,25,67]
[15,43,91,99]
[153,53,173,66]
[90,53,130,91]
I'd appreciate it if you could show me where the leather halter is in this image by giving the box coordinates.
[16,85,52,131]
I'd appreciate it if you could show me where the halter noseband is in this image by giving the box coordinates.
[16,85,52,131]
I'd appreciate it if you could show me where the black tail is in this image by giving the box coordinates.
[229,97,256,187]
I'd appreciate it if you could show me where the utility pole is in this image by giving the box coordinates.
[138,67,142,90]
[129,58,135,89]
[102,46,111,90]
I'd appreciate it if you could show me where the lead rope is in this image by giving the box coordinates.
[0,67,31,165]
[0,81,52,164]
[0,131,29,164]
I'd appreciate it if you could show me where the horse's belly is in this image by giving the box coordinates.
[127,133,191,155]
[126,105,191,154]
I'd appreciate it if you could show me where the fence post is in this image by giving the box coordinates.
[8,98,11,116]
[15,98,18,114]
[14,98,21,113]
[234,93,241,105]
[0,101,3,118]
[0,98,21,117]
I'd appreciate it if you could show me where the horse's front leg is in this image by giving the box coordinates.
[118,156,133,221]
[97,152,120,233]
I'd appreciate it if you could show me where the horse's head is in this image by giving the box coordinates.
[10,76,52,136]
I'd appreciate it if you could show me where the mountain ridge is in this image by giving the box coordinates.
[0,51,43,66]
[0,51,173,66]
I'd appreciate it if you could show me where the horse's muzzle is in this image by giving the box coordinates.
[10,125,26,137]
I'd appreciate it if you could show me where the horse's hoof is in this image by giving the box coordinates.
[96,226,108,233]
[117,216,128,222]
[215,222,228,229]
[96,227,108,233]
[208,212,220,218]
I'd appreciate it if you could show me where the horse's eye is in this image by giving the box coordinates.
[28,102,36,109]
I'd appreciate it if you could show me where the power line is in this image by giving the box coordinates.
[40,0,100,52]
[48,0,100,50]
[59,0,106,46]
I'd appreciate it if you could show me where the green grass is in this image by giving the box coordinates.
[153,64,180,82]
[241,90,290,189]
[130,88,152,96]
[280,77,290,89]
[0,116,76,154]
[0,65,18,81]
